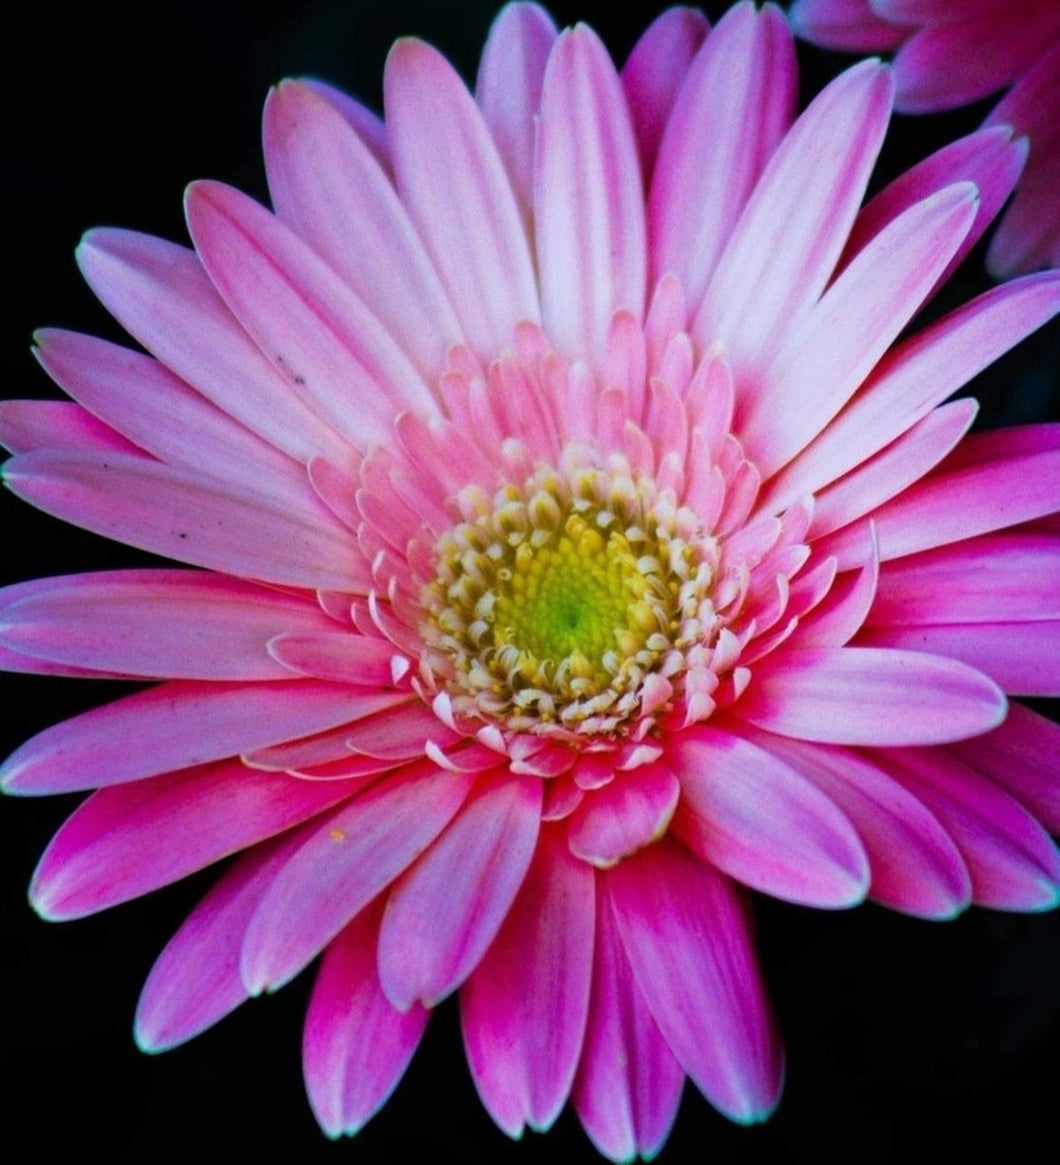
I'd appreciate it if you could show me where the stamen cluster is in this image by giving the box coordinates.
[422,443,722,737]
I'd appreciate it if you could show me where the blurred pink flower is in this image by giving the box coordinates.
[789,0,1060,275]
[3,2,1059,1160]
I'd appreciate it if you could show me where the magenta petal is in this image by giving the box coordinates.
[1,680,395,795]
[0,569,337,681]
[573,880,684,1163]
[304,898,429,1138]
[621,6,709,178]
[30,760,362,921]
[883,748,1060,911]
[0,399,139,457]
[749,732,972,919]
[789,0,910,53]
[567,760,680,869]
[739,646,1006,745]
[947,704,1060,834]
[377,775,541,1010]
[669,726,869,908]
[240,764,475,994]
[461,826,595,1137]
[136,826,314,1051]
[607,839,783,1124]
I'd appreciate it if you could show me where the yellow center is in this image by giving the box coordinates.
[422,444,721,737]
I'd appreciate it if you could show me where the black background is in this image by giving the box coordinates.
[1,2,1057,1162]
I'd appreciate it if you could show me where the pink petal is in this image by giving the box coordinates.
[184,180,435,449]
[135,826,317,1051]
[1,680,395,795]
[3,448,370,593]
[807,398,978,545]
[738,646,1007,745]
[868,531,1060,625]
[377,775,541,1010]
[742,182,977,476]
[298,78,390,173]
[762,272,1060,514]
[882,746,1060,910]
[947,703,1060,834]
[607,839,783,1124]
[789,0,911,52]
[75,229,355,466]
[621,6,709,178]
[535,25,646,365]
[841,125,1027,291]
[35,329,306,499]
[461,826,595,1136]
[693,60,893,375]
[650,2,795,309]
[303,898,429,1138]
[669,725,869,908]
[240,763,475,994]
[29,759,363,920]
[892,10,1060,112]
[749,731,971,918]
[818,425,1060,564]
[266,632,407,687]
[475,2,558,215]
[985,39,1060,276]
[383,38,539,357]
[0,570,337,680]
[567,760,680,869]
[0,399,139,456]
[263,81,463,378]
[572,880,684,1163]
[856,620,1060,696]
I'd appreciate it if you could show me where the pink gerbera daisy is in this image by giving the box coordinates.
[2,3,1059,1161]
[788,0,1060,275]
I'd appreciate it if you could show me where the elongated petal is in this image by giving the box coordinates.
[883,747,1060,910]
[263,81,463,377]
[0,400,139,456]
[0,570,337,680]
[947,704,1060,834]
[567,761,680,869]
[763,273,1060,513]
[536,25,646,364]
[693,61,893,373]
[1,680,397,795]
[650,3,795,307]
[573,881,684,1163]
[621,6,709,178]
[30,759,363,920]
[3,449,369,592]
[607,839,783,1124]
[738,647,1007,745]
[185,180,435,449]
[669,726,869,907]
[266,632,407,686]
[135,827,316,1052]
[461,826,595,1136]
[857,620,1060,696]
[892,11,1060,112]
[378,775,541,1010]
[241,764,474,994]
[742,183,976,475]
[475,2,558,215]
[384,38,539,356]
[818,425,1060,564]
[304,898,429,1138]
[749,732,971,918]
[789,0,910,52]
[75,229,354,466]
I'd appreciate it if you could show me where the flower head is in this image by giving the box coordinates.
[789,0,1060,275]
[3,2,1059,1160]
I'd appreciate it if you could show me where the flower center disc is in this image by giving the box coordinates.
[422,444,721,737]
